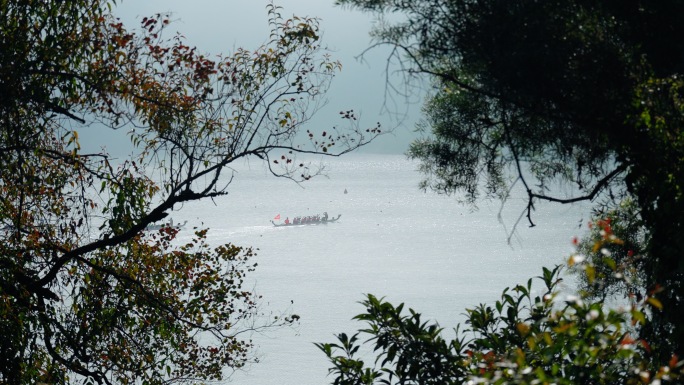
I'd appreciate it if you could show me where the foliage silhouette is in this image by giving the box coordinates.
[336,0,684,358]
[0,1,379,384]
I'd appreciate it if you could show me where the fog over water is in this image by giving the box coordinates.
[166,153,591,385]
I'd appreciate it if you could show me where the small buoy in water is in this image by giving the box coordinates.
[344,188,348,194]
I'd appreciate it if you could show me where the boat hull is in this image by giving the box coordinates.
[271,214,341,227]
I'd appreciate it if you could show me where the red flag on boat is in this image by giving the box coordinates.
[274,214,280,220]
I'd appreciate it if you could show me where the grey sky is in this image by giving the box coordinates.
[89,1,425,155]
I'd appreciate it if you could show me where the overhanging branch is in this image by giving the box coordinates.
[521,163,628,228]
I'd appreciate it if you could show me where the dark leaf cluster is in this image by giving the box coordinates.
[338,0,684,357]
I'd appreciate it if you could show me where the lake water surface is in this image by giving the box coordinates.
[169,153,591,385]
